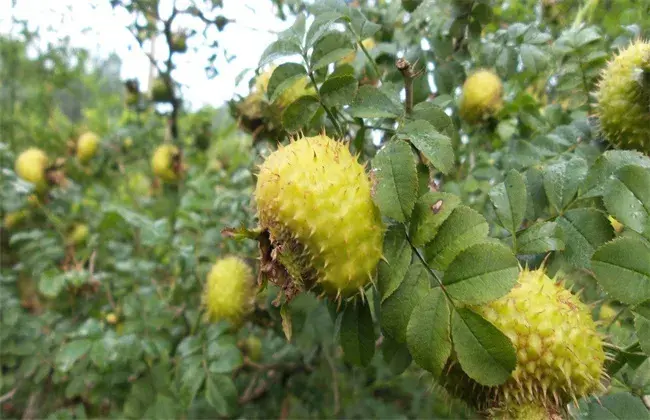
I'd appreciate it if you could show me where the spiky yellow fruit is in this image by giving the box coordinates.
[15,148,49,188]
[203,256,255,325]
[255,135,384,298]
[477,269,605,407]
[77,132,100,163]
[340,38,377,64]
[151,145,181,182]
[595,40,650,154]
[459,69,504,123]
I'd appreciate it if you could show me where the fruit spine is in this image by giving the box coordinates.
[595,39,650,154]
[254,134,384,299]
[202,256,255,325]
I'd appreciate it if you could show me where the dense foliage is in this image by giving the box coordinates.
[1,0,649,418]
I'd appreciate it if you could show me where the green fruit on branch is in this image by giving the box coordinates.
[202,256,255,325]
[67,223,89,246]
[339,38,377,65]
[459,69,504,123]
[254,135,384,300]
[170,32,188,53]
[15,148,49,189]
[235,67,315,138]
[244,336,263,362]
[447,268,605,413]
[595,39,650,154]
[151,145,182,182]
[76,131,100,163]
[3,210,29,230]
[151,78,174,103]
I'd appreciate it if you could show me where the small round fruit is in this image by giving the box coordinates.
[595,40,650,154]
[151,78,173,102]
[123,137,134,150]
[151,145,181,182]
[244,336,262,361]
[170,33,188,53]
[67,223,89,246]
[599,303,618,322]
[202,256,255,325]
[340,38,377,65]
[3,210,29,230]
[459,69,504,123]
[474,268,605,407]
[255,135,384,298]
[77,132,100,163]
[105,313,118,324]
[15,148,49,187]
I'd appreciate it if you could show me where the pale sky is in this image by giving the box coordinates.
[0,0,293,109]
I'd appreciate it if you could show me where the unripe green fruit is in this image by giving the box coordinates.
[3,210,29,230]
[203,256,255,325]
[459,69,504,123]
[151,78,173,102]
[15,148,49,188]
[77,131,100,163]
[170,33,188,53]
[255,135,384,298]
[151,145,181,182]
[67,223,89,246]
[244,336,262,361]
[474,269,605,408]
[595,40,650,154]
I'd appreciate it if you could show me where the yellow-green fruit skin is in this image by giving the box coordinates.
[15,148,49,188]
[3,210,29,229]
[255,135,384,297]
[459,69,504,123]
[203,256,254,325]
[77,132,100,163]
[596,40,650,154]
[477,269,605,406]
[151,145,180,182]
[489,402,560,420]
[68,224,89,246]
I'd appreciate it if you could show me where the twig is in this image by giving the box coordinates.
[396,58,420,116]
[0,387,17,404]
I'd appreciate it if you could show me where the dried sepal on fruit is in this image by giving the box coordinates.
[202,256,255,326]
[254,134,384,302]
